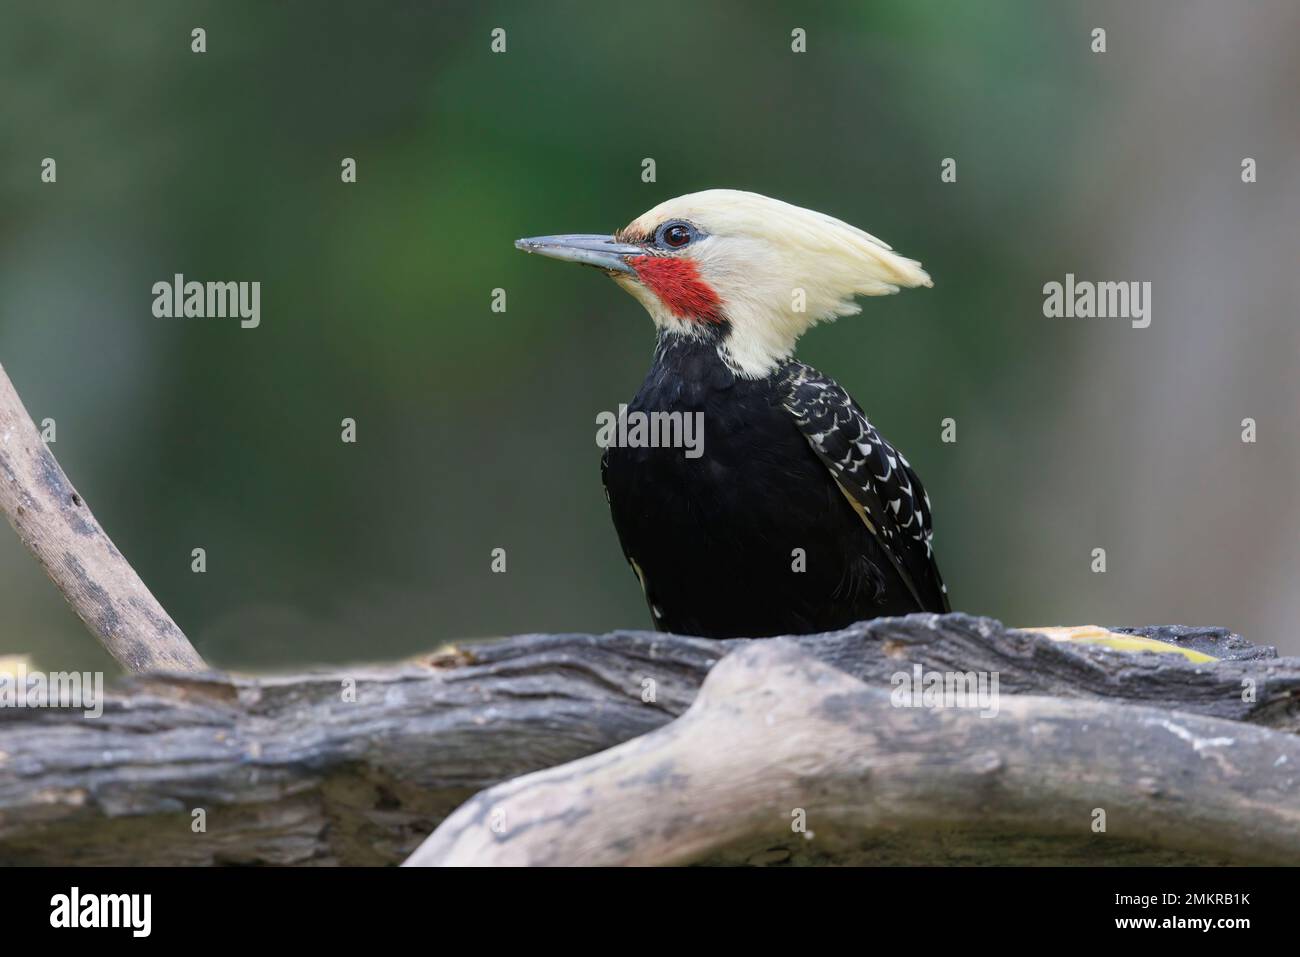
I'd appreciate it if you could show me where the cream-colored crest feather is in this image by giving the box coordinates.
[614,189,931,377]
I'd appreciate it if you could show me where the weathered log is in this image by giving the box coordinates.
[406,639,1300,866]
[0,362,205,673]
[0,614,1295,865]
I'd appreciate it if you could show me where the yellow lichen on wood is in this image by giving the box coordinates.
[1024,625,1217,663]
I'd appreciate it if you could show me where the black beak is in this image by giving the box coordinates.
[514,234,643,276]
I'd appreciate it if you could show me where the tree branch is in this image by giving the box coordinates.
[0,614,1294,864]
[0,362,205,673]
[406,639,1300,866]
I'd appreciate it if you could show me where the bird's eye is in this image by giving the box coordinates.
[659,222,694,249]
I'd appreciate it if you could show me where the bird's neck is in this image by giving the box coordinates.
[651,327,788,383]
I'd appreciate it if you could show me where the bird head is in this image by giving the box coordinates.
[515,189,931,377]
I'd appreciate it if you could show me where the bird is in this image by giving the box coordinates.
[515,189,948,639]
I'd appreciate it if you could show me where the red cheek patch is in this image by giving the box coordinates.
[628,256,724,325]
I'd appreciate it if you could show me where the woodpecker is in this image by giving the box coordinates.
[516,189,948,638]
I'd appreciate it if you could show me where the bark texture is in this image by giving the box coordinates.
[0,613,1294,865]
[407,639,1300,866]
[0,362,205,673]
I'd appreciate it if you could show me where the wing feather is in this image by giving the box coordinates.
[780,362,950,613]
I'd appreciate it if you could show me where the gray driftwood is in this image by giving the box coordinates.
[0,362,205,673]
[0,613,1296,865]
[407,639,1300,866]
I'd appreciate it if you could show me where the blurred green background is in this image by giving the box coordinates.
[2,0,1298,671]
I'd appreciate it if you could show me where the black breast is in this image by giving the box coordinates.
[601,334,924,638]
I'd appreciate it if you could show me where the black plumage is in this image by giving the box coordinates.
[601,333,949,638]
